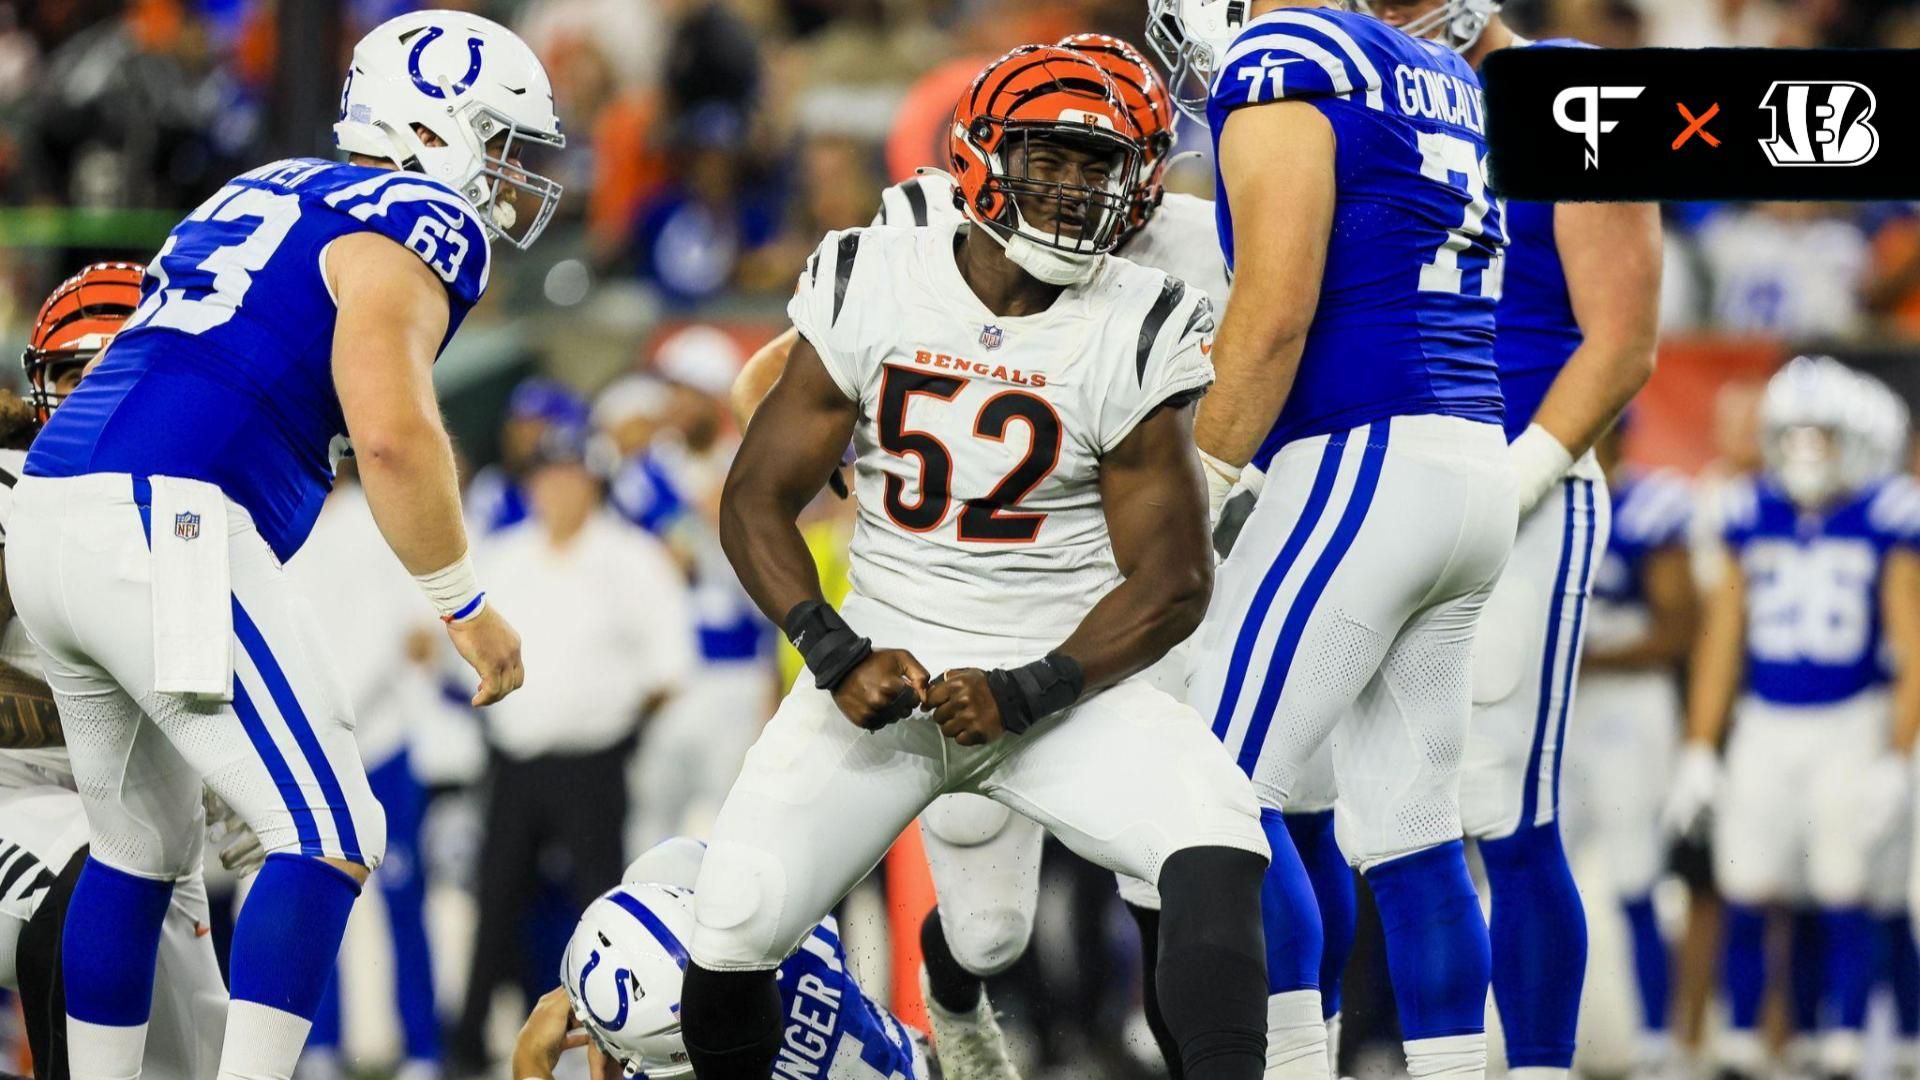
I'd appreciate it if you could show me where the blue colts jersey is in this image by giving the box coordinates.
[1206,8,1506,465]
[1722,478,1920,707]
[1491,39,1589,441]
[773,915,924,1078]
[28,158,491,562]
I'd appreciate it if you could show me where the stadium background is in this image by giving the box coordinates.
[6,0,1920,1077]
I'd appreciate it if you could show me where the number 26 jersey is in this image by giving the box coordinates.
[28,158,491,563]
[791,224,1214,645]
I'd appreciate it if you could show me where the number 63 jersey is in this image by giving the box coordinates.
[28,158,490,563]
[790,223,1215,645]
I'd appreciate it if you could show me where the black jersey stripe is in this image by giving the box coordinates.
[832,231,862,326]
[1136,277,1187,384]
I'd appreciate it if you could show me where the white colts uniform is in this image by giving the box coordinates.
[875,176,1234,963]
[1560,470,1690,899]
[0,449,227,1080]
[689,224,1266,971]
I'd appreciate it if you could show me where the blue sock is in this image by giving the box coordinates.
[1480,822,1586,1067]
[1790,907,1823,1032]
[1259,808,1324,995]
[1723,903,1769,1032]
[231,854,362,1021]
[1822,906,1876,1031]
[64,858,175,1026]
[1886,914,1920,1038]
[307,971,342,1050]
[371,753,441,1062]
[1365,840,1491,1039]
[1621,894,1670,1034]
[1286,810,1354,1019]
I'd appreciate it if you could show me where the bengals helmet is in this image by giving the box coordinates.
[949,45,1145,261]
[1058,34,1174,242]
[23,262,144,422]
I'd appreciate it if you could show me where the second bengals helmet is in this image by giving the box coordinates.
[23,262,145,422]
[1058,34,1175,243]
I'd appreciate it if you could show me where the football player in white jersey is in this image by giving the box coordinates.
[679,46,1270,1080]
[1559,418,1696,1075]
[0,263,236,1080]
[1668,358,1920,1079]
[727,35,1233,1076]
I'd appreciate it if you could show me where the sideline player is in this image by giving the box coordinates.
[539,837,932,1080]
[1362,4,1663,1075]
[1560,419,1696,1074]
[0,264,234,1080]
[1150,1,1513,1074]
[729,33,1232,1075]
[1668,358,1920,1080]
[680,46,1271,1080]
[6,11,552,1080]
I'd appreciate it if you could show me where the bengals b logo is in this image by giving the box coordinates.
[1759,81,1880,167]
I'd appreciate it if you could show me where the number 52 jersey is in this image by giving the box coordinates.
[791,223,1215,645]
[28,158,491,563]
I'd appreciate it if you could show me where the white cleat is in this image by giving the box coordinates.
[921,967,1021,1080]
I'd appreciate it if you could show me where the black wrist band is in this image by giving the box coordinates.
[783,600,872,691]
[986,652,1086,736]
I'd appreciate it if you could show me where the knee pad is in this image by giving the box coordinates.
[689,845,797,969]
[941,902,1033,977]
[921,795,1013,848]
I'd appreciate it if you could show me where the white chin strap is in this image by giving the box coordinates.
[492,198,518,233]
[972,204,1102,286]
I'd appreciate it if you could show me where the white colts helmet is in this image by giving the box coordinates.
[1761,355,1881,509]
[562,884,698,1079]
[1145,0,1258,120]
[334,10,565,249]
[1356,0,1503,53]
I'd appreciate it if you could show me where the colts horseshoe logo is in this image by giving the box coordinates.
[408,26,485,100]
[575,950,633,1031]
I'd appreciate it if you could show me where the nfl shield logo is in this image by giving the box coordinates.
[980,324,1004,350]
[174,512,200,542]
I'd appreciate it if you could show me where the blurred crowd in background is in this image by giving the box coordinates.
[9,1,1920,1079]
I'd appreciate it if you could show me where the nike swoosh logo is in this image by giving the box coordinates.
[1260,56,1303,68]
[427,202,465,228]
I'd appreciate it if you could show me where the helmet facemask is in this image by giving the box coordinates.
[22,347,94,423]
[398,101,565,250]
[963,122,1142,283]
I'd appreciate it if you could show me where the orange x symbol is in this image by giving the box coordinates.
[1674,102,1722,149]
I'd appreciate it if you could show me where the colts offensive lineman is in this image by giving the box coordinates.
[730,34,1232,1077]
[6,12,553,1080]
[682,46,1271,1080]
[553,838,931,1080]
[1668,358,1920,1080]
[1364,5,1663,1076]
[1151,1,1513,1074]
[0,264,233,1080]
[1560,420,1696,1074]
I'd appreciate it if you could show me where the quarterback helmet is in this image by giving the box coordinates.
[1358,0,1503,53]
[562,883,698,1078]
[23,262,145,422]
[334,10,565,249]
[949,45,1146,284]
[1760,355,1883,509]
[1058,34,1175,244]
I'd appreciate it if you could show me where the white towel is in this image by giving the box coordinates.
[148,475,233,699]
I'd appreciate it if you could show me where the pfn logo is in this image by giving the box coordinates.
[1553,86,1645,170]
[1759,81,1880,167]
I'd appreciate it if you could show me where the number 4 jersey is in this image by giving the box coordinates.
[792,223,1214,644]
[1722,476,1920,707]
[28,158,491,562]
[1206,7,1505,465]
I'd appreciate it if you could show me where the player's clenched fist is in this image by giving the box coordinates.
[447,604,525,706]
[832,649,930,731]
[927,669,1004,747]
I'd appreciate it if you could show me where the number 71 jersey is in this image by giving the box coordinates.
[28,158,491,564]
[1206,7,1506,463]
[790,223,1215,644]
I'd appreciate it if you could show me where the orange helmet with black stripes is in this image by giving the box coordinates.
[1057,33,1174,242]
[948,45,1145,269]
[23,262,145,422]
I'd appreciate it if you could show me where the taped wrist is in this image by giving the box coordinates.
[985,652,1085,736]
[783,601,872,691]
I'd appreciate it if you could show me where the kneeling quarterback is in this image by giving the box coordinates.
[680,45,1271,1080]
